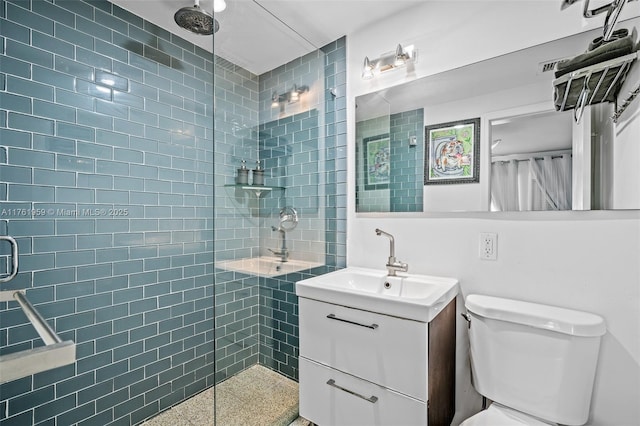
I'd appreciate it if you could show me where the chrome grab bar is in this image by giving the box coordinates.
[326,314,379,329]
[326,379,378,403]
[0,236,19,283]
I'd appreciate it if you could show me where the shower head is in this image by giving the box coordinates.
[174,0,218,35]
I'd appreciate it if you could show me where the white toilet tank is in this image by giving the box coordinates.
[465,294,606,426]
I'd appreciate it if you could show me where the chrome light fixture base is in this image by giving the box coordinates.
[361,44,417,80]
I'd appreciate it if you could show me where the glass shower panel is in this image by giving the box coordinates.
[0,1,215,424]
[212,2,334,424]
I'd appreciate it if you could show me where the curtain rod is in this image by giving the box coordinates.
[492,149,572,163]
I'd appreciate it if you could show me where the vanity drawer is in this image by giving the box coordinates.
[300,357,427,426]
[299,298,428,401]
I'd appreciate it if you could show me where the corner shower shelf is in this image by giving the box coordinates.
[224,184,285,197]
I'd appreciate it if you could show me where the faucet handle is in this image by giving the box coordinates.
[391,260,408,271]
[385,259,408,276]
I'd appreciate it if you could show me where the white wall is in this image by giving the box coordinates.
[612,61,640,209]
[347,2,640,425]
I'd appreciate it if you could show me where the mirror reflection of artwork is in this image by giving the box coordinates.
[425,118,480,185]
[364,135,390,189]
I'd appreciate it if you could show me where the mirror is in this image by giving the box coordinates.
[490,108,573,211]
[355,17,639,213]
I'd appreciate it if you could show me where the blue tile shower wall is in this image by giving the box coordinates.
[390,109,423,212]
[213,56,260,383]
[257,109,320,380]
[257,38,347,380]
[0,1,214,425]
[212,38,346,383]
[355,109,423,212]
[322,38,348,256]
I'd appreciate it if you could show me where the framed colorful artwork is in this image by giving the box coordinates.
[424,118,480,185]
[364,134,390,190]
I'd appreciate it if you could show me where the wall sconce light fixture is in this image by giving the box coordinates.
[362,44,417,79]
[271,84,309,108]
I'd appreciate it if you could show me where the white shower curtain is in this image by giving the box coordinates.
[490,160,518,211]
[491,154,572,211]
[530,154,572,210]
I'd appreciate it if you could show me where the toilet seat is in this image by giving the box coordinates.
[460,403,558,426]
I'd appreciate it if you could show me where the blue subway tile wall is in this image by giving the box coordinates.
[355,108,423,212]
[258,109,325,265]
[390,109,423,212]
[355,115,390,211]
[212,55,261,383]
[1,1,214,424]
[213,38,346,383]
[257,38,347,380]
[214,45,325,384]
[255,108,322,381]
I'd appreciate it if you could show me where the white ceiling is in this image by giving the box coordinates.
[109,0,424,75]
[491,110,573,156]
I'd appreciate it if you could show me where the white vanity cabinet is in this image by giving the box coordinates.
[298,297,456,426]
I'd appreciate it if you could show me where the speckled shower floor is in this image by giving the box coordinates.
[143,365,311,426]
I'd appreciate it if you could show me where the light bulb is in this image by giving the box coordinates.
[394,44,407,67]
[213,0,226,13]
[362,56,374,79]
[290,85,299,102]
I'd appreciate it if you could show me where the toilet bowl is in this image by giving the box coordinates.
[461,403,557,426]
[461,294,606,426]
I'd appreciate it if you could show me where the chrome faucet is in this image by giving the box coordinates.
[375,228,408,276]
[269,226,289,262]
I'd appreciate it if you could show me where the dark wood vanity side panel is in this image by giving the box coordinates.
[428,298,456,426]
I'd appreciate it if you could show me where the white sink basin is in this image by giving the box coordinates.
[296,267,459,322]
[217,256,324,278]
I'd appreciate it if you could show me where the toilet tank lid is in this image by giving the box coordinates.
[465,294,606,337]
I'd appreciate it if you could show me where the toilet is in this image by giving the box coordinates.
[461,294,606,426]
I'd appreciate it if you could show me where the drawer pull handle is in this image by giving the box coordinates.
[326,314,378,329]
[326,379,378,403]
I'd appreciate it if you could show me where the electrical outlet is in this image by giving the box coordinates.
[479,232,497,260]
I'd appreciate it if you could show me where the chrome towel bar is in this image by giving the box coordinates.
[0,236,77,383]
[0,290,76,384]
[13,292,62,346]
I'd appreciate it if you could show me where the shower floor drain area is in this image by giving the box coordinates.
[143,365,309,426]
